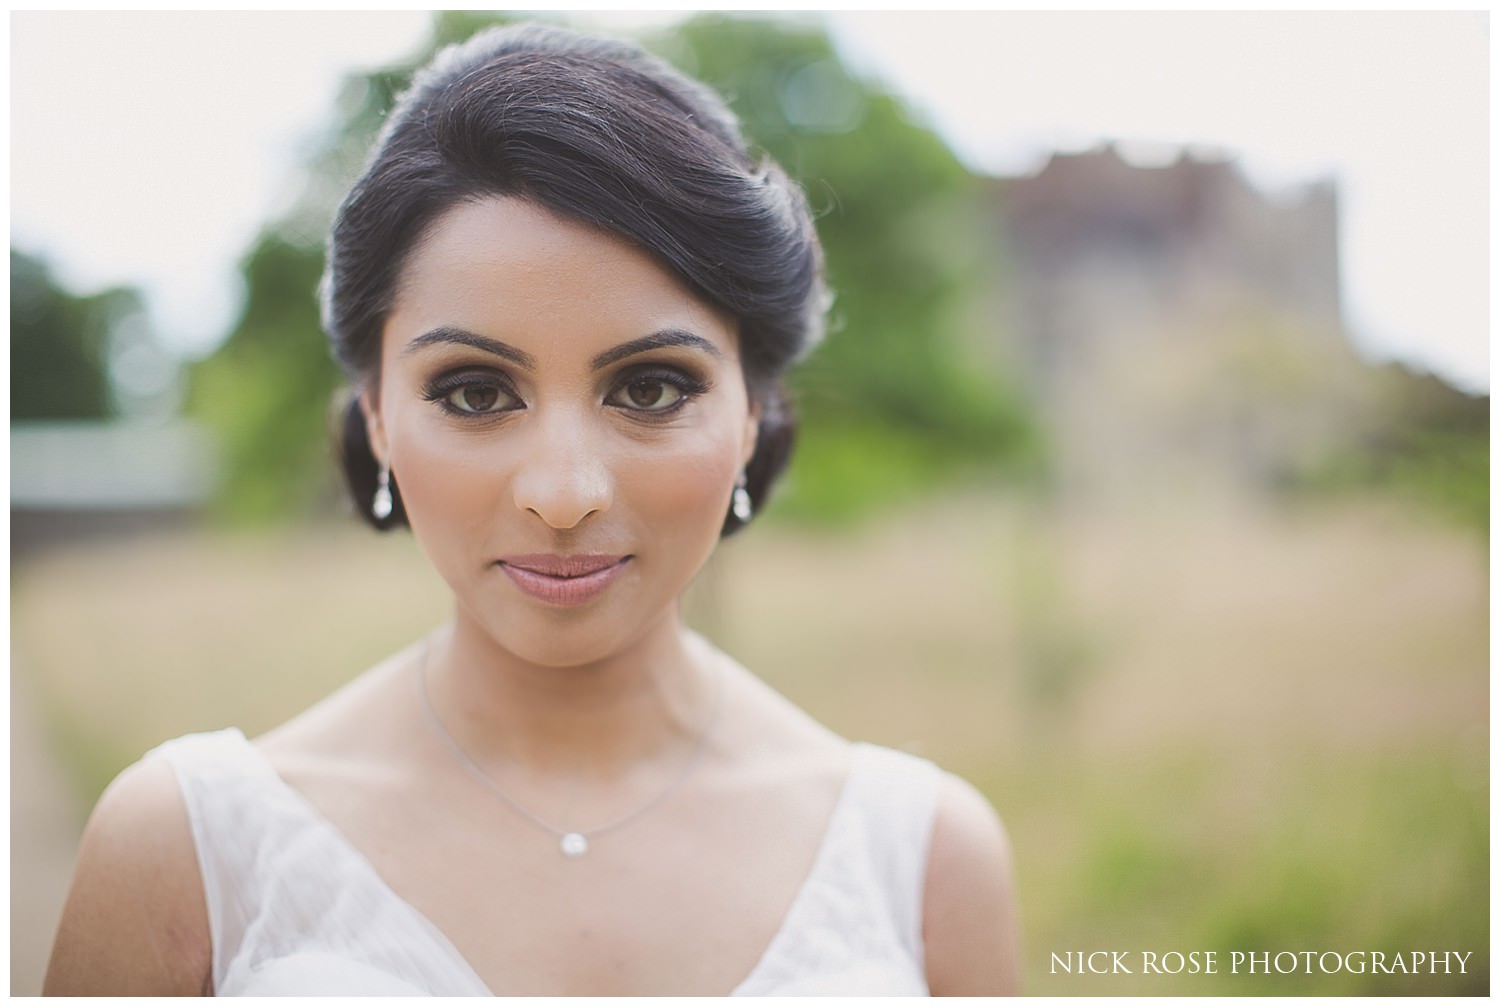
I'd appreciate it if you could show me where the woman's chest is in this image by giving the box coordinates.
[308,770,845,995]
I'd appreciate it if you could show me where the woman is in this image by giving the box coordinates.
[45,23,1019,996]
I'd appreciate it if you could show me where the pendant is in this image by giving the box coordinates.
[560,832,589,858]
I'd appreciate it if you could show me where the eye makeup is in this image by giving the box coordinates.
[604,364,713,419]
[420,368,522,418]
[416,359,715,423]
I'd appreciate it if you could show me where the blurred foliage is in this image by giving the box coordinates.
[1301,366,1488,538]
[649,16,1036,524]
[184,12,1037,526]
[186,237,343,520]
[11,248,143,421]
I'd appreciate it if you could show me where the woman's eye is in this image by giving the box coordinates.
[440,382,517,415]
[610,377,685,412]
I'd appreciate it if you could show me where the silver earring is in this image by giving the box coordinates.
[731,475,753,523]
[372,464,393,520]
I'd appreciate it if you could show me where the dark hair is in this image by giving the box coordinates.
[321,22,827,535]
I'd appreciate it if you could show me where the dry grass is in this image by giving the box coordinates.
[11,491,1488,994]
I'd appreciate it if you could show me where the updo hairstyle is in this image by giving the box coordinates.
[320,22,828,535]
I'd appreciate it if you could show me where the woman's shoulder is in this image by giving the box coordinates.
[46,643,417,996]
[708,638,1020,992]
[44,753,212,994]
[920,769,1022,994]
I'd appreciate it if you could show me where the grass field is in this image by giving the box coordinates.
[11,490,1487,994]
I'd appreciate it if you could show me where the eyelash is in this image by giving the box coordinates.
[419,366,711,421]
[607,367,711,418]
[420,370,521,419]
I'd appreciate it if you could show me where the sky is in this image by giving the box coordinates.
[10,11,1490,393]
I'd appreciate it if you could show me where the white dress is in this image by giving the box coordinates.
[150,729,940,996]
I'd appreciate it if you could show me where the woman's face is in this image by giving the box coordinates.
[365,196,757,668]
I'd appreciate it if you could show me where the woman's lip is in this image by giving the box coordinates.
[499,553,630,577]
[496,554,631,606]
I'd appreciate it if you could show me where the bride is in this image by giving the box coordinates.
[45,22,1019,996]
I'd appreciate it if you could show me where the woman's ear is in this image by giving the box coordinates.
[359,388,389,467]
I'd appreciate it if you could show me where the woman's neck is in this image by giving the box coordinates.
[422,607,716,782]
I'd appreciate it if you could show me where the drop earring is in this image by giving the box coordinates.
[731,474,753,523]
[372,464,393,520]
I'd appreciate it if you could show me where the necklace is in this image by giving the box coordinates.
[416,643,723,859]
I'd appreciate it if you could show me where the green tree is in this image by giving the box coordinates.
[11,249,141,421]
[1310,365,1489,537]
[654,16,1035,521]
[186,235,343,521]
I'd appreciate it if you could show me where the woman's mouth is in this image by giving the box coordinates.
[496,554,632,607]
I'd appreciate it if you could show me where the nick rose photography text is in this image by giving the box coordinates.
[1050,950,1473,976]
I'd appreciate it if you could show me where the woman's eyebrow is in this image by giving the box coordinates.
[591,329,724,370]
[401,326,537,369]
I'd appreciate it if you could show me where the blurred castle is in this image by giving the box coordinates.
[991,144,1385,501]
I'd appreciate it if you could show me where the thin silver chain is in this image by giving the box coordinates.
[416,641,723,844]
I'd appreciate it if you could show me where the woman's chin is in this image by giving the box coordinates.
[458,608,670,673]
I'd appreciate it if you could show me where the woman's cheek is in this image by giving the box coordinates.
[628,421,745,521]
[391,429,510,560]
[652,454,734,526]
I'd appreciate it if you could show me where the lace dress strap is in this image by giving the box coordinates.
[731,742,940,995]
[148,729,488,996]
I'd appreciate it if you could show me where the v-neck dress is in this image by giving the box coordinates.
[150,728,940,996]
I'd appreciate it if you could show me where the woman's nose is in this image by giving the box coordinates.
[509,411,612,530]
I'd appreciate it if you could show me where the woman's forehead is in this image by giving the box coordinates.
[388,196,739,362]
